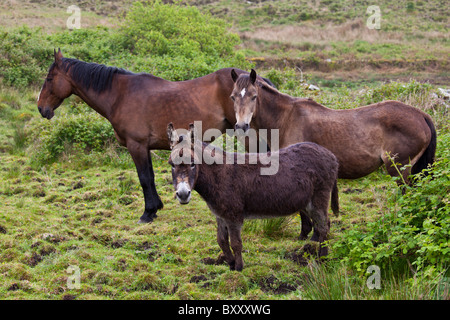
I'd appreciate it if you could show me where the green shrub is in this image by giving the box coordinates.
[27,112,115,166]
[49,27,122,64]
[0,26,52,87]
[118,0,250,80]
[331,133,450,278]
[359,80,433,105]
[263,68,306,92]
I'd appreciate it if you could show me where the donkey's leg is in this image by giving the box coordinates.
[301,204,321,241]
[299,211,313,240]
[310,209,330,257]
[227,221,244,271]
[216,217,235,268]
[308,193,331,257]
[127,140,162,223]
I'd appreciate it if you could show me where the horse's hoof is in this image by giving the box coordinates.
[137,218,153,224]
[137,209,159,224]
[137,214,155,224]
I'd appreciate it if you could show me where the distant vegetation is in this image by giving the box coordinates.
[0,0,250,88]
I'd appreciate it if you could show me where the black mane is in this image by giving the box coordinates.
[59,58,133,92]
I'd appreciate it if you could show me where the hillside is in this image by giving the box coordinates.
[1,0,448,84]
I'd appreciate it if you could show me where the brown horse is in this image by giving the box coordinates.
[230,69,437,184]
[37,49,275,223]
[168,123,339,270]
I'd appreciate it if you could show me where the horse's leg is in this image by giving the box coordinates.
[127,140,162,223]
[148,153,164,211]
[227,221,244,271]
[382,153,414,187]
[216,217,235,268]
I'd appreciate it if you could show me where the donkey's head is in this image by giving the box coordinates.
[37,49,73,120]
[230,69,258,133]
[167,123,199,205]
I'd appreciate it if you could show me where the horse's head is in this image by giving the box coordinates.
[37,49,72,120]
[230,69,258,133]
[167,123,199,205]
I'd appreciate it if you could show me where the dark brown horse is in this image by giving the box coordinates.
[230,69,437,184]
[36,49,275,223]
[168,123,339,271]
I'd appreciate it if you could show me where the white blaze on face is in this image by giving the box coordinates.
[37,86,43,102]
[176,181,191,204]
[240,88,246,98]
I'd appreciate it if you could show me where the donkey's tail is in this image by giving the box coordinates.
[331,179,339,217]
[412,116,437,176]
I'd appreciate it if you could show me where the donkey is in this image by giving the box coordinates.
[167,123,339,271]
[230,69,436,185]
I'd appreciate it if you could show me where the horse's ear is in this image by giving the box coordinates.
[167,122,178,149]
[250,69,257,85]
[231,69,238,83]
[54,48,63,67]
[188,123,195,145]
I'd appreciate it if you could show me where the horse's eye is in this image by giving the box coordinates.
[230,96,235,101]
[47,78,53,82]
[190,163,195,170]
[251,96,257,101]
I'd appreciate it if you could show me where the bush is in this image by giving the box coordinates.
[359,80,434,105]
[331,133,450,278]
[27,111,115,166]
[0,26,52,87]
[118,0,250,80]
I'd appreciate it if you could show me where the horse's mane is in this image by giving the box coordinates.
[237,74,322,108]
[57,58,134,93]
[235,74,278,92]
[258,79,282,95]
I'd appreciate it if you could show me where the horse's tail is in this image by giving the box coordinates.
[331,179,339,217]
[411,116,437,176]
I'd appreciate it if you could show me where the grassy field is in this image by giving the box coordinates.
[1,79,448,299]
[0,0,449,300]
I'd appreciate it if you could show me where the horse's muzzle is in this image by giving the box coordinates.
[38,106,54,120]
[235,122,250,133]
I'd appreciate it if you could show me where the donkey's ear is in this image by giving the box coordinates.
[167,122,178,149]
[188,123,195,145]
[231,69,238,83]
[54,48,63,67]
[250,69,257,85]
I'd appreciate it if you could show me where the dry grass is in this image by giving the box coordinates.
[0,0,118,32]
[241,19,392,44]
[240,17,448,50]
